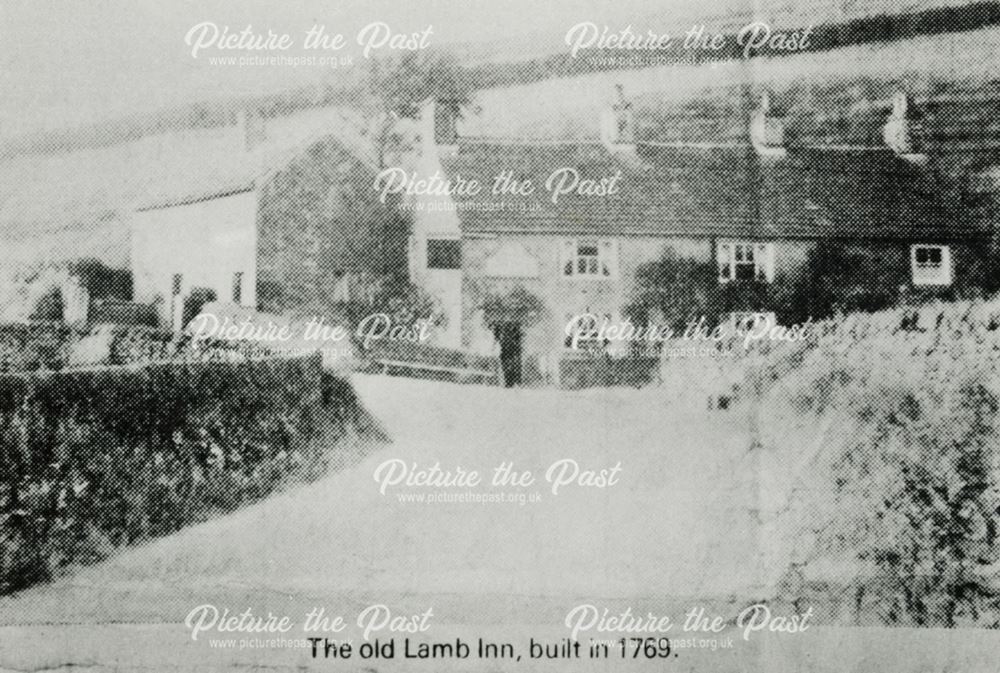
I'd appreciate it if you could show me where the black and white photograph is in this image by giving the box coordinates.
[2,0,1000,670]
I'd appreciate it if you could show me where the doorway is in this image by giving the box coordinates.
[494,322,523,387]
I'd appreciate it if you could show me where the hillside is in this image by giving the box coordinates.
[0,106,372,269]
[3,3,999,275]
[451,0,995,66]
[1,0,996,161]
[463,25,1000,143]
[747,299,1000,627]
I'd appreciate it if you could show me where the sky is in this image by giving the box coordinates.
[0,0,715,136]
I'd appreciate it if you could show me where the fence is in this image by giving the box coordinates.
[363,340,503,385]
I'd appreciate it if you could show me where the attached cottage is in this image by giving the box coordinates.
[404,88,993,385]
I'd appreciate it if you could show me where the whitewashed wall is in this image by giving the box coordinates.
[131,190,258,327]
[405,101,464,349]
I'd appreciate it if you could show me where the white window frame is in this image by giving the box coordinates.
[562,238,618,280]
[911,244,952,286]
[717,240,774,283]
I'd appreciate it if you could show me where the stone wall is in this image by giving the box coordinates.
[256,138,409,314]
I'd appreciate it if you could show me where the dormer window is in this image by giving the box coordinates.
[911,245,951,286]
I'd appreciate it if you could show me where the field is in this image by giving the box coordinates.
[465,25,1000,141]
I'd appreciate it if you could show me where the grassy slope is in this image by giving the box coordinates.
[3,8,999,271]
[465,25,1000,141]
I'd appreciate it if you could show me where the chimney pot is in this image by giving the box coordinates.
[883,90,925,161]
[751,92,786,158]
[601,83,636,150]
[235,108,266,152]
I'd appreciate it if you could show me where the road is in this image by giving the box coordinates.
[3,374,992,672]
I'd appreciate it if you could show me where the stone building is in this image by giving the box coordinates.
[404,88,994,385]
[131,109,401,329]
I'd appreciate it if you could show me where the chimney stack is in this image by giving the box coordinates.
[235,108,266,152]
[434,98,460,155]
[883,91,926,163]
[600,84,636,151]
[750,92,786,159]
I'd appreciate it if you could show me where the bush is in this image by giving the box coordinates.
[0,260,132,324]
[0,322,285,373]
[828,377,1000,627]
[0,323,73,372]
[625,249,773,330]
[29,287,64,322]
[182,287,218,328]
[625,242,996,332]
[0,264,67,323]
[0,354,352,595]
[328,274,443,345]
[770,242,910,324]
[479,286,545,330]
[66,258,132,301]
[745,300,1000,627]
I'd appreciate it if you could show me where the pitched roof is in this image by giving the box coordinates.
[0,107,373,232]
[636,91,1000,154]
[439,140,985,241]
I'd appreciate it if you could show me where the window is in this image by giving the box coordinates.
[576,241,601,276]
[232,272,243,304]
[562,239,617,278]
[717,241,774,283]
[427,239,461,270]
[911,245,951,286]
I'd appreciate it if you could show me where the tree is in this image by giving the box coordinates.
[256,137,411,314]
[364,51,474,167]
[624,249,771,332]
[771,242,906,324]
[479,286,545,331]
[367,51,473,119]
[67,258,131,301]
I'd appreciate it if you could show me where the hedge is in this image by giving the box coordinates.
[0,322,72,372]
[736,300,1000,627]
[0,321,277,373]
[0,354,344,595]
